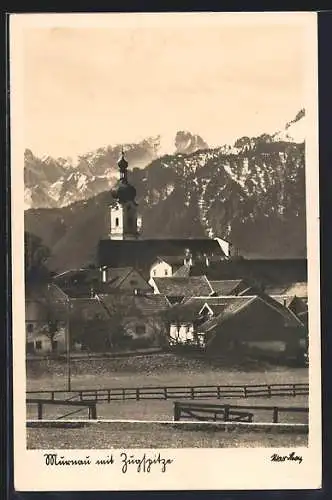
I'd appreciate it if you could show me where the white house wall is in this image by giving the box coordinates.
[150,261,173,280]
[169,323,195,344]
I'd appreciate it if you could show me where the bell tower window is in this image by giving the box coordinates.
[115,217,119,227]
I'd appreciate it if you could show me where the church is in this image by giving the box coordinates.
[98,150,232,281]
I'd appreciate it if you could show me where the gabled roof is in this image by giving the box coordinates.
[170,296,253,319]
[152,276,213,297]
[200,294,303,333]
[201,297,256,332]
[209,280,244,296]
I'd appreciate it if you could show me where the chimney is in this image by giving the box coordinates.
[184,248,193,267]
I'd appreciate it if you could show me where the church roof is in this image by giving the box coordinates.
[98,238,226,271]
[189,259,307,285]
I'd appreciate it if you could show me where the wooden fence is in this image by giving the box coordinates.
[173,401,309,424]
[27,383,308,403]
[26,398,97,420]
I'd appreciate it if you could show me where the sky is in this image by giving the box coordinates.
[21,14,308,159]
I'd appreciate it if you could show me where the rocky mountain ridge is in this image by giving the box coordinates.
[25,110,306,271]
[24,111,305,210]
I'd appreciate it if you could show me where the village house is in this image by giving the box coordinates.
[166,294,306,361]
[149,255,192,280]
[25,283,69,354]
[96,293,170,349]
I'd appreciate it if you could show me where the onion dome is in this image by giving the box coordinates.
[111,180,136,203]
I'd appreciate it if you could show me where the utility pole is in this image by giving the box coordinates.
[67,297,71,391]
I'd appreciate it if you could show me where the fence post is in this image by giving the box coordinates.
[273,407,278,423]
[224,405,230,422]
[191,387,195,400]
[217,386,221,399]
[108,390,111,403]
[37,402,43,420]
[243,386,247,398]
[90,404,97,420]
[136,389,140,401]
[164,388,168,400]
[51,391,55,401]
[268,385,272,398]
[174,402,180,421]
[80,391,83,401]
[122,388,125,401]
[293,384,296,397]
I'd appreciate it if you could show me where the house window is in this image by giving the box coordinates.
[27,323,34,333]
[165,270,168,276]
[136,325,146,335]
[153,270,156,276]
[35,340,42,350]
[115,217,119,227]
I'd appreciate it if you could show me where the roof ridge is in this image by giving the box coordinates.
[256,295,303,326]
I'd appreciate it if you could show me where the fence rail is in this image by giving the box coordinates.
[173,401,309,424]
[27,383,308,403]
[26,398,97,420]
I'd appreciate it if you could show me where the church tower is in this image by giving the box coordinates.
[107,149,140,240]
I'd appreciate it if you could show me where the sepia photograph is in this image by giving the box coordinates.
[11,12,321,491]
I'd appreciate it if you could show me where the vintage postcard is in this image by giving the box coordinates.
[10,12,321,491]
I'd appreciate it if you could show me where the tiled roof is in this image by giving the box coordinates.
[200,297,255,332]
[153,276,213,297]
[209,280,243,296]
[172,265,191,278]
[98,293,170,317]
